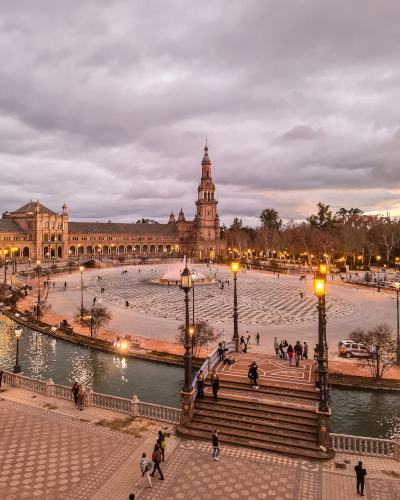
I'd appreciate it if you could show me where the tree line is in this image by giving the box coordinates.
[222,203,400,268]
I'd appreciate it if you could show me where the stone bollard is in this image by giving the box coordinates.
[86,387,93,407]
[11,373,24,388]
[46,378,54,397]
[131,395,139,417]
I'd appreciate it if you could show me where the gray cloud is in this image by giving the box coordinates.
[1,0,400,224]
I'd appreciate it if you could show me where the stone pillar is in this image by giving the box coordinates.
[316,409,331,450]
[180,389,195,426]
[86,387,93,407]
[394,436,400,461]
[46,378,54,397]
[11,373,24,387]
[131,395,139,417]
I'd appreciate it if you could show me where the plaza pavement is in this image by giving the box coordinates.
[1,383,400,500]
[43,264,400,352]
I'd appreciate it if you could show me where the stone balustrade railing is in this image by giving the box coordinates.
[331,433,400,459]
[3,371,181,424]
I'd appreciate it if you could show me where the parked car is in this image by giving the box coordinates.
[337,340,376,358]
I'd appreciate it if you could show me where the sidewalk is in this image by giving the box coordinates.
[1,384,400,499]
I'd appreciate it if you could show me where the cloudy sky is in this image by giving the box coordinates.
[1,0,400,226]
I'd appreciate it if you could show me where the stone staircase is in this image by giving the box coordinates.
[177,376,334,460]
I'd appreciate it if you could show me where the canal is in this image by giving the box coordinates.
[1,316,399,438]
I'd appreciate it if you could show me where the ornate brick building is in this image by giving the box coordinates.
[0,146,226,262]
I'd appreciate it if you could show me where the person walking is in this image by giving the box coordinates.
[157,430,166,462]
[245,331,250,345]
[212,430,220,461]
[256,332,260,346]
[197,370,204,399]
[77,384,85,411]
[354,461,367,496]
[125,300,129,308]
[282,342,288,360]
[71,381,79,405]
[249,362,259,389]
[294,341,302,365]
[0,369,3,390]
[93,297,96,306]
[274,337,279,356]
[300,292,304,300]
[140,452,152,488]
[64,281,67,289]
[303,342,309,360]
[150,444,164,480]
[211,371,219,402]
[218,342,224,361]
[287,345,294,366]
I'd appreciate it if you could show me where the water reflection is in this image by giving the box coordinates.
[0,316,17,368]
[69,354,94,388]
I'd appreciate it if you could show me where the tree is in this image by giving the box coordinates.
[136,218,159,224]
[230,229,250,258]
[260,208,282,231]
[307,203,334,230]
[350,323,397,381]
[220,223,227,240]
[32,301,53,322]
[0,282,10,303]
[175,320,219,348]
[229,217,242,231]
[335,207,363,222]
[74,306,113,339]
[7,288,24,311]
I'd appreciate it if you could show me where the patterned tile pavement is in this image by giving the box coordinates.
[1,384,400,499]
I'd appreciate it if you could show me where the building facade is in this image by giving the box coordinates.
[0,146,226,262]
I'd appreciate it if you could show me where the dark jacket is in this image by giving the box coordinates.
[294,343,302,354]
[250,367,258,379]
[354,465,367,480]
[211,375,219,391]
[212,433,219,447]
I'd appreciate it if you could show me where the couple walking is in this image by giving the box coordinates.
[71,382,85,410]
[139,430,166,487]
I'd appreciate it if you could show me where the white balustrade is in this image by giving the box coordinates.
[138,402,181,424]
[330,433,394,457]
[53,384,74,401]
[20,376,46,394]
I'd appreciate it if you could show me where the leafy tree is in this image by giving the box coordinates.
[260,208,282,231]
[74,306,113,339]
[7,288,24,311]
[350,323,397,381]
[136,218,159,224]
[335,207,363,222]
[175,320,219,348]
[229,217,242,231]
[0,282,10,303]
[307,203,334,230]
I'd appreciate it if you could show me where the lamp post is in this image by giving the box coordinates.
[29,257,31,268]
[394,281,400,365]
[180,265,193,393]
[69,250,72,273]
[231,262,240,351]
[13,324,22,374]
[313,274,329,413]
[80,266,84,316]
[190,270,196,354]
[98,244,101,269]
[77,244,80,268]
[377,256,381,292]
[36,260,40,321]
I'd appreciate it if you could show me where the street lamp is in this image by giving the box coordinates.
[190,270,197,352]
[36,260,40,321]
[189,326,195,355]
[13,324,22,373]
[231,262,240,351]
[377,256,381,292]
[313,274,329,413]
[80,266,84,316]
[394,281,400,365]
[319,264,327,346]
[98,244,101,269]
[69,250,72,273]
[180,265,193,393]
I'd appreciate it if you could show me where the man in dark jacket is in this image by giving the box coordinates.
[212,430,220,461]
[294,341,303,365]
[354,461,367,496]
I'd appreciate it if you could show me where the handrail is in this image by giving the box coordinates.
[330,433,395,457]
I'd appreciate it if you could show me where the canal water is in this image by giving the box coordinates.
[1,316,399,438]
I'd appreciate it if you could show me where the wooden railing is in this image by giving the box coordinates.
[330,434,395,457]
[2,370,181,424]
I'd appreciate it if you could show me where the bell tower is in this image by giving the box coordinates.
[195,142,220,241]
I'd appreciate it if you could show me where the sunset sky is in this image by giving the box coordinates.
[1,1,400,226]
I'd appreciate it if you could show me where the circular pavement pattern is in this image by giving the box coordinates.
[86,265,355,325]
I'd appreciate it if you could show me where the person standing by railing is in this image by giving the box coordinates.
[197,370,204,399]
[71,381,79,406]
[211,371,219,402]
[77,384,85,411]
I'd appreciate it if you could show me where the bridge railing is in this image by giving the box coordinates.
[330,433,397,458]
[2,371,181,424]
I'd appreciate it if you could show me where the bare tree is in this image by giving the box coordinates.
[74,306,113,339]
[175,320,219,348]
[350,323,397,381]
[31,301,53,322]
[7,288,24,311]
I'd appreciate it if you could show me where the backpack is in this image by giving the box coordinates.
[146,459,153,471]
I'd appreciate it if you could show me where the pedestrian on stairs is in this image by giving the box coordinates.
[197,370,204,399]
[303,342,309,360]
[256,332,260,345]
[287,345,294,366]
[212,430,220,461]
[249,362,259,389]
[294,341,303,365]
[274,337,279,356]
[211,371,219,402]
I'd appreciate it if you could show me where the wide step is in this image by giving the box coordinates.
[194,401,318,426]
[206,379,319,401]
[176,424,334,461]
[193,409,317,436]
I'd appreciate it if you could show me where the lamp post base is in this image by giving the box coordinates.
[13,365,22,374]
[231,337,239,353]
[180,389,195,426]
[316,408,331,450]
